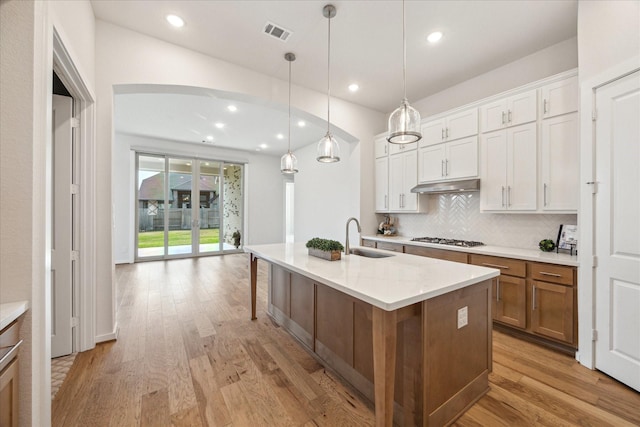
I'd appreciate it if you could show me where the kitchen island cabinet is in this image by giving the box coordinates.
[246,243,499,426]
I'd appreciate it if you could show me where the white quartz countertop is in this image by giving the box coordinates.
[245,243,499,311]
[0,300,29,330]
[362,235,579,267]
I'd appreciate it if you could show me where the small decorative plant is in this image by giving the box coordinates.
[539,239,556,252]
[306,238,344,261]
[232,230,241,248]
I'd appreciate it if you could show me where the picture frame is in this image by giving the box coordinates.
[557,224,578,253]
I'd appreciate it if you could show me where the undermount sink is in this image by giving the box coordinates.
[349,248,394,258]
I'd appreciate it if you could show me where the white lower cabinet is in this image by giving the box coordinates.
[389,150,421,212]
[480,123,537,211]
[375,156,389,212]
[418,136,478,182]
[541,113,579,211]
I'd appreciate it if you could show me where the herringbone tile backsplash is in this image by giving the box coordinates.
[379,193,577,251]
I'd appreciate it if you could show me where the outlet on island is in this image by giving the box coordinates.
[457,306,468,329]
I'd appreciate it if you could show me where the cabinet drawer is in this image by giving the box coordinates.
[0,321,19,349]
[361,239,376,248]
[469,254,526,277]
[404,245,468,263]
[376,241,404,252]
[530,263,574,286]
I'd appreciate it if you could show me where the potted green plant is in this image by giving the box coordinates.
[306,237,344,261]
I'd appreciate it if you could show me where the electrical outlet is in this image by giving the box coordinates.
[457,306,468,329]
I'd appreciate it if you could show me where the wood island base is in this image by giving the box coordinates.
[249,255,492,426]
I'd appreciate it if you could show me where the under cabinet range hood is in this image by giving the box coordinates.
[410,178,480,194]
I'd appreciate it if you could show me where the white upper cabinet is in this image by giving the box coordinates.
[480,89,537,133]
[375,156,389,212]
[541,76,578,119]
[480,123,537,211]
[389,150,424,212]
[375,136,389,158]
[421,107,478,146]
[540,112,579,211]
[418,136,478,183]
[388,140,417,155]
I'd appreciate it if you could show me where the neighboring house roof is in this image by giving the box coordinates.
[139,173,218,201]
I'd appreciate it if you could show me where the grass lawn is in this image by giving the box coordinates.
[138,228,220,248]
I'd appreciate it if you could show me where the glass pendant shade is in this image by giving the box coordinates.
[316,131,340,163]
[280,151,298,174]
[387,98,422,144]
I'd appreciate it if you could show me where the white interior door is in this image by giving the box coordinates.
[51,94,74,358]
[594,70,640,392]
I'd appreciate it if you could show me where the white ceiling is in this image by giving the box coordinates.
[95,0,578,154]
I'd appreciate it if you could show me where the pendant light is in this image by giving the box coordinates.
[387,0,422,144]
[316,4,340,163]
[281,52,299,174]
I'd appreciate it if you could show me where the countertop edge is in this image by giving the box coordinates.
[246,245,500,311]
[362,235,579,267]
[0,300,30,330]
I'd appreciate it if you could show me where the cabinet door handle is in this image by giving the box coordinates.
[539,271,562,278]
[508,110,512,123]
[502,111,506,125]
[482,262,509,269]
[543,99,548,114]
[446,128,450,138]
[507,186,511,207]
[385,195,388,209]
[441,160,445,177]
[445,159,449,176]
[441,128,445,140]
[385,145,388,154]
[532,285,537,310]
[543,183,548,207]
[501,186,505,207]
[496,277,501,302]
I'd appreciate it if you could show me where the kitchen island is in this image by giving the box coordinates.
[246,243,499,426]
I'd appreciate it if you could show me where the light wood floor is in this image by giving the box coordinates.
[52,254,640,426]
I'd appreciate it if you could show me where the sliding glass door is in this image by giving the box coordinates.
[136,153,243,260]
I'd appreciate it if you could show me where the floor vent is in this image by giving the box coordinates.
[264,21,292,42]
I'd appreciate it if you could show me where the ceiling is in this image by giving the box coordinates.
[95,0,578,154]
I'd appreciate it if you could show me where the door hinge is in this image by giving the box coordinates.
[71,184,80,195]
[71,250,80,261]
[71,317,79,327]
[586,181,598,194]
[71,117,80,128]
[592,109,597,122]
[592,329,598,341]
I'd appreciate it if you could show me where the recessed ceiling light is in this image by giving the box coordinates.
[186,162,191,166]
[259,143,268,149]
[227,105,237,112]
[348,83,359,92]
[206,135,214,141]
[297,120,306,127]
[215,123,224,129]
[166,14,185,28]
[205,162,210,166]
[427,31,443,44]
[276,133,284,139]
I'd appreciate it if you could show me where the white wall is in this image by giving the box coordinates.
[412,37,578,117]
[113,133,286,263]
[0,0,95,424]
[577,0,640,82]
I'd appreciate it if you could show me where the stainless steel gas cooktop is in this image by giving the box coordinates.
[411,237,485,248]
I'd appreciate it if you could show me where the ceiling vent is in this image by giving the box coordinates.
[264,21,292,42]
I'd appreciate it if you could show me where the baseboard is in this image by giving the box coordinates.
[95,323,119,343]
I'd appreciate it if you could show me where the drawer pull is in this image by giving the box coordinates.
[482,262,509,269]
[539,271,562,278]
[532,285,537,310]
[496,277,501,302]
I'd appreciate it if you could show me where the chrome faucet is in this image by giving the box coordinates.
[345,217,361,255]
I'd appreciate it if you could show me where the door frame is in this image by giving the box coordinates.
[578,55,640,369]
[53,28,97,352]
